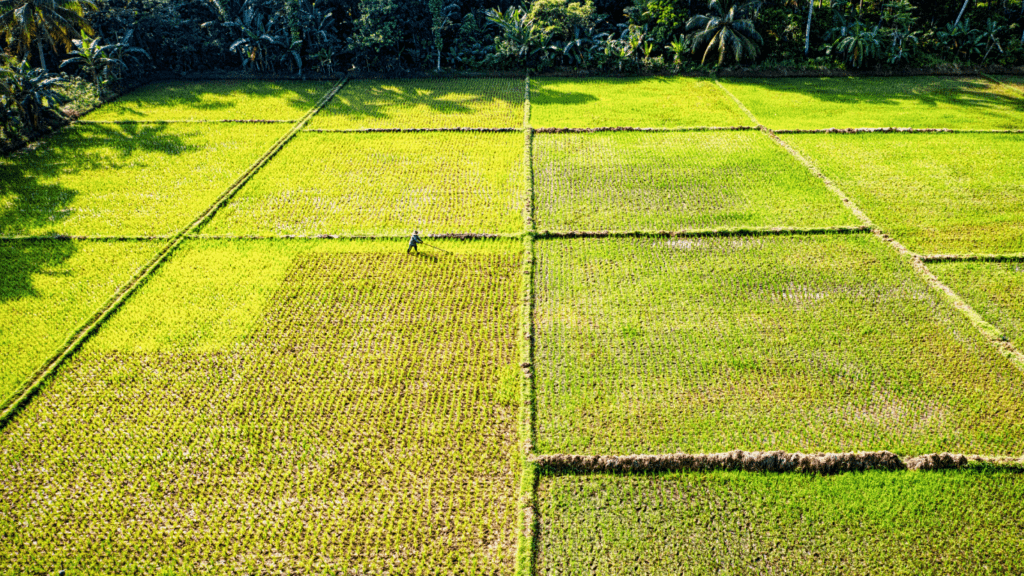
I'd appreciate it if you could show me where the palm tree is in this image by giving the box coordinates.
[685,0,763,66]
[0,0,95,71]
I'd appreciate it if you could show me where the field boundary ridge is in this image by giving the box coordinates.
[78,119,296,125]
[535,225,871,239]
[774,127,1024,134]
[0,235,171,242]
[921,253,1024,263]
[304,127,522,133]
[533,450,1024,475]
[0,77,349,428]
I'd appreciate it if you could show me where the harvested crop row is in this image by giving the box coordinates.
[783,132,1024,255]
[929,260,1024,351]
[83,80,334,122]
[721,76,1024,131]
[0,122,290,237]
[203,131,525,237]
[533,131,859,232]
[533,235,1024,456]
[307,78,525,130]
[0,240,156,406]
[529,77,752,129]
[0,239,522,574]
[536,469,1024,575]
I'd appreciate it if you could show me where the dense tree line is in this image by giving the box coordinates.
[2,0,1023,146]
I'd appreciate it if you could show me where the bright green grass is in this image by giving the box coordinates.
[533,235,1024,456]
[83,80,332,122]
[929,260,1024,350]
[722,76,1024,130]
[529,77,752,128]
[204,132,525,236]
[307,78,525,129]
[537,469,1024,575]
[784,132,1024,254]
[534,131,857,231]
[0,240,156,405]
[1002,76,1024,95]
[0,123,289,237]
[0,239,522,575]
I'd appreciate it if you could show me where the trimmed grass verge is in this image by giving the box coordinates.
[533,235,1024,456]
[537,468,1024,575]
[533,131,858,232]
[529,77,752,129]
[204,131,525,236]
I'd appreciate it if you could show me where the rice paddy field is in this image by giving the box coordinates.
[1,75,1023,575]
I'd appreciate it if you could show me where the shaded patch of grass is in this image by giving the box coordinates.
[537,468,1024,575]
[204,132,525,236]
[533,235,1024,456]
[307,78,525,129]
[84,80,332,122]
[0,239,157,405]
[530,77,752,128]
[0,123,290,237]
[723,76,1024,130]
[784,132,1024,254]
[0,239,522,574]
[930,260,1024,350]
[534,131,857,231]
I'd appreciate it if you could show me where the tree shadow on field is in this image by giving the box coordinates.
[0,239,77,303]
[324,78,529,125]
[0,122,192,237]
[722,75,1024,114]
[91,80,328,120]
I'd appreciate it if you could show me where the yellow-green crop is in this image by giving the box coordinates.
[929,260,1024,350]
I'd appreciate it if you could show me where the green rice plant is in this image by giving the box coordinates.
[204,132,525,236]
[0,239,156,405]
[533,235,1024,456]
[930,260,1024,350]
[784,133,1024,254]
[83,80,333,122]
[529,77,753,128]
[306,78,525,130]
[0,238,523,574]
[534,131,858,232]
[1001,75,1024,95]
[722,76,1024,130]
[0,123,290,237]
[537,468,1024,575]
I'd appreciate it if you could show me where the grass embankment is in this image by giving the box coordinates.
[533,235,1024,456]
[0,240,157,404]
[537,468,1024,575]
[0,238,522,574]
[529,77,753,128]
[930,260,1024,351]
[721,76,1024,130]
[784,132,1024,254]
[204,131,525,236]
[0,123,290,237]
[533,130,858,232]
[83,80,334,122]
[307,78,525,130]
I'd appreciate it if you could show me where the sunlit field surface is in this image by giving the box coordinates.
[721,76,1024,130]
[785,132,1024,254]
[930,260,1024,350]
[530,77,752,128]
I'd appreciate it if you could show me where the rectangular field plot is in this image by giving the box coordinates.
[307,78,525,129]
[204,132,525,236]
[537,470,1024,575]
[0,239,155,406]
[533,235,1024,456]
[0,239,522,574]
[534,131,857,232]
[83,80,332,122]
[722,76,1024,130]
[0,123,288,237]
[930,260,1024,350]
[784,133,1024,254]
[529,77,752,128]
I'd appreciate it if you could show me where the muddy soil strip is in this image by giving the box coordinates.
[535,226,871,239]
[78,119,296,124]
[774,127,1024,134]
[0,78,349,427]
[303,127,523,133]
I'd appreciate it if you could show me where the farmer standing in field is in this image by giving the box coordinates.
[407,230,423,254]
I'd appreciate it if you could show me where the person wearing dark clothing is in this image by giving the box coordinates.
[408,231,423,254]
